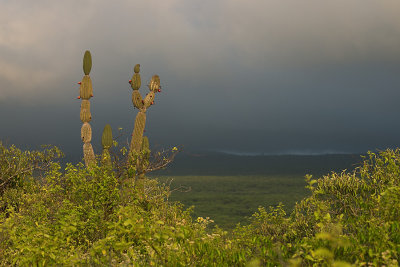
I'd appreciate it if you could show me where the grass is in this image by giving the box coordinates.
[156,174,311,229]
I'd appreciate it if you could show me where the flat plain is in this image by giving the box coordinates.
[156,174,309,229]
[151,152,364,229]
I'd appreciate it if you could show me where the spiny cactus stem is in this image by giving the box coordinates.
[80,50,95,167]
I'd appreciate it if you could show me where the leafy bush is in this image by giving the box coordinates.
[0,142,62,218]
[0,145,400,266]
[0,141,63,193]
[230,149,400,266]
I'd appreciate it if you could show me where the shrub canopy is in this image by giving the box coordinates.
[0,142,399,266]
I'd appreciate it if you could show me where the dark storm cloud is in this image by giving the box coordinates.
[1,0,400,157]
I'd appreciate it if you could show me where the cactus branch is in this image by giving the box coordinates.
[101,124,113,166]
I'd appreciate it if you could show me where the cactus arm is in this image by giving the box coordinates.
[143,91,155,108]
[83,50,92,75]
[131,73,141,90]
[130,64,141,90]
[132,90,144,109]
[101,124,113,148]
[149,75,161,92]
[101,124,113,166]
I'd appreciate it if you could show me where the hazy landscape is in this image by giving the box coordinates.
[150,152,364,228]
[46,150,367,228]
[1,1,400,265]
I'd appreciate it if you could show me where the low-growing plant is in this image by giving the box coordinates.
[1,146,399,266]
[0,141,63,194]
[229,149,400,266]
[0,141,63,218]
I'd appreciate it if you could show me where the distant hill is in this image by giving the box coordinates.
[149,151,365,177]
[59,149,365,177]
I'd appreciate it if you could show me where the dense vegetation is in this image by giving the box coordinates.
[156,175,309,229]
[1,142,399,266]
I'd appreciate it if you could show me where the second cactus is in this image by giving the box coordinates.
[128,64,161,177]
[101,124,113,166]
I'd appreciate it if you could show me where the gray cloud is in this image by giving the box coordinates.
[1,0,400,157]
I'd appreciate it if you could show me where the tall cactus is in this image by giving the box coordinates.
[79,50,95,167]
[101,124,113,166]
[128,64,161,176]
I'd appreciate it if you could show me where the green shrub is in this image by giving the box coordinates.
[0,141,63,193]
[0,142,62,219]
[1,146,400,266]
[230,149,400,266]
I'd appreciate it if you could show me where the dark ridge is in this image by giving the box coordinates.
[149,151,365,177]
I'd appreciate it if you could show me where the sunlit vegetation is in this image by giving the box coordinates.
[1,141,399,266]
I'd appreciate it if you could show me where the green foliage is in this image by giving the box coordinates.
[229,149,400,266]
[0,162,119,264]
[0,141,63,197]
[1,147,400,265]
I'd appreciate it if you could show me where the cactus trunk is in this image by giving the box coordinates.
[130,111,146,153]
[83,143,95,165]
[81,122,92,142]
[79,50,95,167]
[137,136,150,178]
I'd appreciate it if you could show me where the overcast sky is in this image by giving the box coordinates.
[1,0,400,159]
